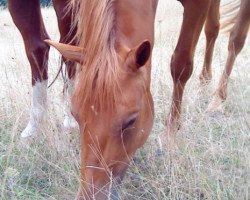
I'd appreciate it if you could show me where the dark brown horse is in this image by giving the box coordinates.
[8,0,78,138]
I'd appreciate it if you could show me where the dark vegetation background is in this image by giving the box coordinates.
[0,0,52,8]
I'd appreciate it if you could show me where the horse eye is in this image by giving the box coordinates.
[121,117,137,131]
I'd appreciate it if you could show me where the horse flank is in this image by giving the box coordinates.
[70,0,121,112]
[220,0,241,33]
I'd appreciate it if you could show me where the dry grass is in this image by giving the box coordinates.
[0,1,250,199]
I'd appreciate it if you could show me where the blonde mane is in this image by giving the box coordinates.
[70,0,121,112]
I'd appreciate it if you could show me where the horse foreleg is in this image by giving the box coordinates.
[207,0,250,112]
[53,0,78,131]
[8,0,50,138]
[162,0,211,147]
[199,0,220,84]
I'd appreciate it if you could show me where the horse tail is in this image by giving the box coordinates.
[220,0,241,33]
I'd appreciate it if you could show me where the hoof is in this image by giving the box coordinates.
[21,123,40,138]
[206,96,224,113]
[199,72,212,85]
[63,115,78,131]
[200,78,212,86]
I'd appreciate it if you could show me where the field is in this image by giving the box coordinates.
[0,1,249,200]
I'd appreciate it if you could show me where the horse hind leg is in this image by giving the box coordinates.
[8,0,50,138]
[206,0,250,112]
[199,0,220,84]
[53,0,78,131]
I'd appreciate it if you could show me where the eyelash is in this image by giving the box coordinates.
[121,118,137,131]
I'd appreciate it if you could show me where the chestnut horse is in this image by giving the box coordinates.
[164,0,250,145]
[15,0,157,199]
[9,0,156,198]
[207,0,250,112]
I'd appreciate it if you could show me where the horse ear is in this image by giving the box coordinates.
[126,40,151,71]
[45,39,85,64]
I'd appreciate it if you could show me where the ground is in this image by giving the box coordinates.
[0,1,249,200]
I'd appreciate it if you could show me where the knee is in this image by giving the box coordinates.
[26,41,50,83]
[228,33,246,55]
[170,52,193,83]
[205,22,219,40]
[26,41,50,61]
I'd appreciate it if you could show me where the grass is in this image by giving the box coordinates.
[0,1,250,199]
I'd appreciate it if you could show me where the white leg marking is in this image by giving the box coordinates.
[21,80,48,138]
[63,79,77,130]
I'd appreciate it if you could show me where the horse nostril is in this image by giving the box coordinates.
[109,169,127,200]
